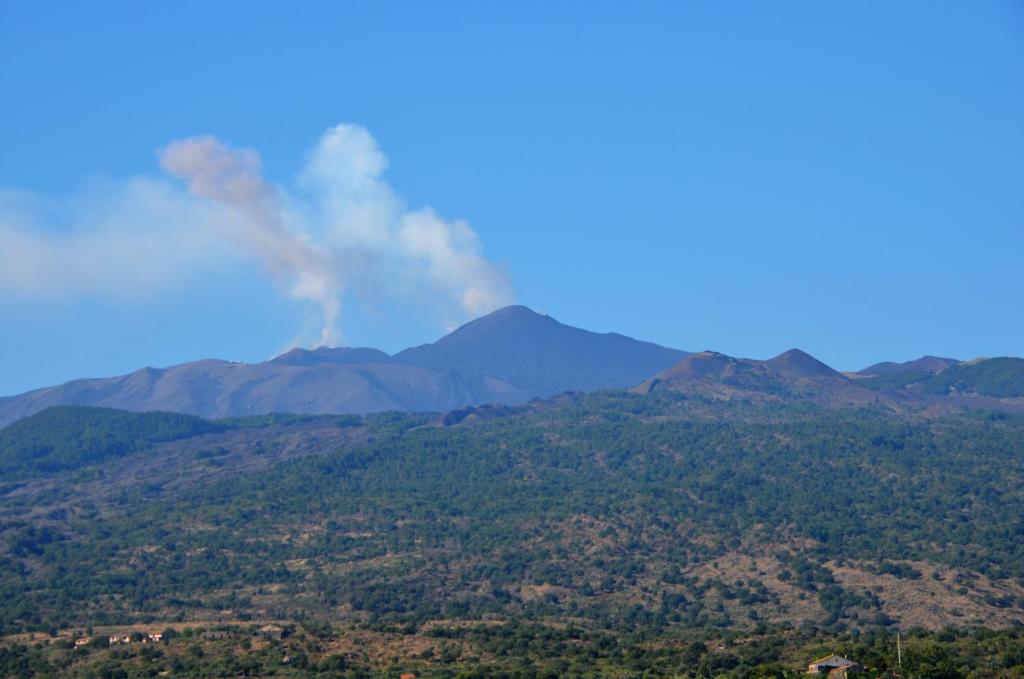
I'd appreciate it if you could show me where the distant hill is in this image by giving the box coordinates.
[639,348,880,406]
[764,348,842,379]
[0,306,688,427]
[857,355,959,377]
[856,356,1024,399]
[643,349,1024,411]
[653,348,842,384]
[0,359,449,427]
[0,406,221,478]
[654,350,754,381]
[918,357,1024,398]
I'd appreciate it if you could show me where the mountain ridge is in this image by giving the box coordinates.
[635,348,1024,411]
[0,306,688,427]
[857,355,959,377]
[4,308,1024,428]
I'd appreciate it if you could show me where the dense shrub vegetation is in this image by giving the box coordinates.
[0,406,223,479]
[2,395,1024,675]
[859,357,1024,397]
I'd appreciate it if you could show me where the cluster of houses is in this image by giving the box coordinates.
[72,629,857,675]
[74,632,164,648]
[73,624,287,649]
[111,632,164,645]
[200,624,286,641]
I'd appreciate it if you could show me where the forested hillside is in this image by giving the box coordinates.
[2,394,1024,676]
[0,406,224,479]
[856,357,1024,398]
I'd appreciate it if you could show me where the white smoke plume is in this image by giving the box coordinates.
[0,124,515,346]
[159,136,343,346]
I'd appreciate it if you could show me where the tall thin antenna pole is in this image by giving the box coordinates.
[897,629,902,670]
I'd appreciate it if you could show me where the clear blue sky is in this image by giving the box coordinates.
[1,1,1022,396]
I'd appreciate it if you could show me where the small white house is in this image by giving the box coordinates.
[808,654,862,676]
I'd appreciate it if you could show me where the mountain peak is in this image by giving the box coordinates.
[395,305,686,393]
[447,305,555,334]
[484,304,546,319]
[764,349,840,379]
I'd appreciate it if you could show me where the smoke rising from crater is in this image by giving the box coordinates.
[159,135,343,346]
[0,124,515,346]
